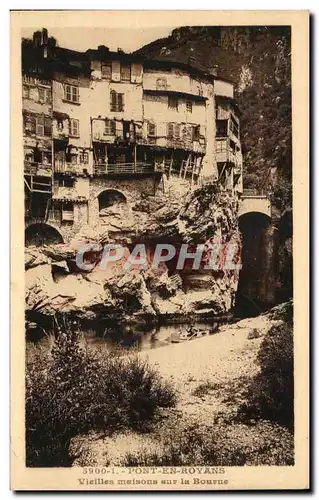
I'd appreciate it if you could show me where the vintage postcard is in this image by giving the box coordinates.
[10,10,309,491]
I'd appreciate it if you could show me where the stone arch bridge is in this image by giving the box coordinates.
[238,190,272,219]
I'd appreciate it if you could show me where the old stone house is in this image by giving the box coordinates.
[23,29,243,246]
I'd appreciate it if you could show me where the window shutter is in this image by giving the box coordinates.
[65,85,71,101]
[38,88,45,102]
[36,116,44,136]
[101,63,112,80]
[167,123,174,139]
[72,86,79,103]
[110,91,124,112]
[118,93,124,111]
[174,123,180,139]
[110,91,117,112]
[44,117,51,136]
[120,64,131,82]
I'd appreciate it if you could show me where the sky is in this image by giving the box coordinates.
[21,27,175,53]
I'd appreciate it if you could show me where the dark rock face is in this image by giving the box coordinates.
[25,180,241,322]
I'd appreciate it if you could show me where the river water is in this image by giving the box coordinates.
[26,318,226,353]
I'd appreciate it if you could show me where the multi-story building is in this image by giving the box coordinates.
[23,29,243,246]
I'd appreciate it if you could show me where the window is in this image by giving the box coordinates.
[58,178,74,188]
[42,150,52,164]
[229,139,236,152]
[168,96,178,111]
[104,119,116,135]
[62,202,74,222]
[35,116,51,136]
[64,84,79,103]
[167,123,181,140]
[186,100,193,113]
[101,63,112,80]
[120,64,131,82]
[167,122,174,139]
[110,91,124,112]
[79,151,89,164]
[216,119,228,137]
[174,123,181,139]
[38,87,51,103]
[192,125,200,142]
[229,114,239,138]
[69,118,79,137]
[147,122,156,137]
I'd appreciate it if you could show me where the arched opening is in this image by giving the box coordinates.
[98,189,127,212]
[25,223,64,247]
[97,189,129,227]
[235,211,273,316]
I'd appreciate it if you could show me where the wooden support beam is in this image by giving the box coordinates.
[168,152,173,179]
[191,157,196,187]
[183,154,191,180]
[218,162,227,185]
[24,177,31,192]
[134,144,137,173]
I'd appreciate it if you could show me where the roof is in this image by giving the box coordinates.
[22,32,235,87]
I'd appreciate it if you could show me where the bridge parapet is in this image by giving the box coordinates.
[239,191,271,218]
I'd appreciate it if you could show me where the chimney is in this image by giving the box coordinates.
[33,30,42,48]
[33,28,49,58]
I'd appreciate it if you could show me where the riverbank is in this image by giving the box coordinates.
[72,311,284,466]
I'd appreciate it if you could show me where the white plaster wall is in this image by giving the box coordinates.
[214,79,234,98]
[143,68,212,99]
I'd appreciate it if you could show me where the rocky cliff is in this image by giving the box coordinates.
[25,180,241,325]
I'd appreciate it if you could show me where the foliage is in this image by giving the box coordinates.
[121,419,294,466]
[238,321,294,429]
[26,326,176,467]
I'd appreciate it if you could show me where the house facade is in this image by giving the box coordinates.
[23,29,243,246]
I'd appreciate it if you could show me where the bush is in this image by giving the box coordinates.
[238,321,294,429]
[120,420,294,466]
[26,326,176,467]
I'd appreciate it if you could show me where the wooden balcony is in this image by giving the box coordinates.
[216,149,242,169]
[54,161,89,176]
[54,161,77,174]
[24,161,52,177]
[93,162,156,176]
[24,175,52,194]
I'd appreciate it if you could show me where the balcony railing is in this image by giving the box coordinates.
[242,188,266,197]
[54,161,89,175]
[216,149,242,169]
[54,161,76,174]
[93,162,155,176]
[24,161,52,176]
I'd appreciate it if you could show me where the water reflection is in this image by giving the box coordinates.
[27,319,222,353]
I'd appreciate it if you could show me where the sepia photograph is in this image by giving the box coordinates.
[10,10,309,491]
